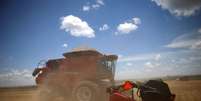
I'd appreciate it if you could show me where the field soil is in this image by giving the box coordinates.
[166,80,201,101]
[0,86,38,101]
[0,80,201,101]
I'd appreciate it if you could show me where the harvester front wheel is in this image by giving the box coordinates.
[72,81,99,101]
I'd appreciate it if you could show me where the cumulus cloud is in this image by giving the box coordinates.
[82,0,104,11]
[0,69,35,87]
[99,24,109,31]
[152,0,201,16]
[132,17,141,25]
[117,22,138,34]
[62,43,68,48]
[165,29,201,49]
[116,17,141,34]
[60,15,95,38]
[83,5,90,11]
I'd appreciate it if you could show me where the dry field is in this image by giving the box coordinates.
[0,86,38,101]
[165,80,201,101]
[0,80,201,101]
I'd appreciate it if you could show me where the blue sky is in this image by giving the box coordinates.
[0,0,201,86]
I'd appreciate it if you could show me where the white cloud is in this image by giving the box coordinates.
[118,53,158,62]
[155,54,161,61]
[0,69,35,87]
[132,17,141,25]
[83,5,90,11]
[192,40,201,49]
[118,54,123,58]
[144,61,160,68]
[126,62,133,66]
[144,62,154,68]
[117,22,138,34]
[165,30,201,49]
[116,17,141,34]
[62,43,68,48]
[152,0,201,16]
[99,24,109,31]
[198,28,201,33]
[97,0,104,5]
[92,4,100,9]
[166,39,197,49]
[60,15,95,38]
[115,70,142,80]
[116,49,201,80]
[82,0,104,11]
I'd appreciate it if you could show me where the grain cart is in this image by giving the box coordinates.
[32,49,118,101]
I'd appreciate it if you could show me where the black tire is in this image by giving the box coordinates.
[72,81,100,101]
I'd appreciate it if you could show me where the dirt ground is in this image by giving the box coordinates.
[0,86,38,101]
[0,80,201,101]
[165,80,201,101]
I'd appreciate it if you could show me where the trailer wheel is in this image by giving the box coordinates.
[72,81,99,101]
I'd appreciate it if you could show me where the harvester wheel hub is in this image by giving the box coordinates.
[76,86,92,101]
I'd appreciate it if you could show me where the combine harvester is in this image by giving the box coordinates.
[32,49,175,101]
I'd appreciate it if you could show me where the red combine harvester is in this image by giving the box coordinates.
[32,49,175,101]
[33,49,120,101]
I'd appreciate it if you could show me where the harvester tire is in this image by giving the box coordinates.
[72,81,100,101]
